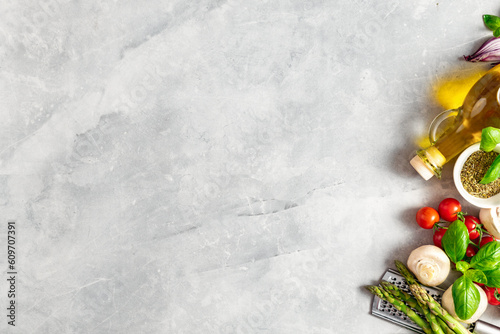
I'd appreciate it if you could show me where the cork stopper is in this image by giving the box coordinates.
[411,146,446,180]
[411,155,435,180]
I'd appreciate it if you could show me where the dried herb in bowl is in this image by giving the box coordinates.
[461,150,500,198]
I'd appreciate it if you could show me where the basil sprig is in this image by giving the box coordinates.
[470,240,500,271]
[478,127,500,184]
[483,268,500,287]
[480,155,500,184]
[455,261,470,273]
[479,127,500,152]
[442,222,500,320]
[464,269,487,285]
[452,276,480,320]
[484,15,500,37]
[442,220,469,263]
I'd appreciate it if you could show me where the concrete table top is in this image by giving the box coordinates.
[2,0,500,333]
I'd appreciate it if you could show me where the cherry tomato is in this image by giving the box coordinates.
[416,207,440,229]
[480,235,498,248]
[464,215,481,240]
[433,228,447,249]
[484,286,500,305]
[438,198,462,222]
[466,245,478,258]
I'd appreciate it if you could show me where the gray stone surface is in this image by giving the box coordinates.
[2,0,500,333]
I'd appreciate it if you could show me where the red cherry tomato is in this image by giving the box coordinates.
[466,245,478,258]
[464,216,481,240]
[484,286,500,305]
[480,235,498,248]
[433,228,447,249]
[416,207,440,229]
[438,198,462,222]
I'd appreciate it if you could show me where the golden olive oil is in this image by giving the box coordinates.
[433,69,488,110]
[412,65,500,179]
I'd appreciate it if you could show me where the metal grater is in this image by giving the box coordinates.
[371,269,500,334]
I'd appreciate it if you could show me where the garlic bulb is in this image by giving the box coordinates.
[407,245,450,286]
[479,207,500,239]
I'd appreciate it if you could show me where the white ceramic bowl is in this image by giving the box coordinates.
[453,143,500,208]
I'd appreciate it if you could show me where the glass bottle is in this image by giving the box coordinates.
[411,65,500,180]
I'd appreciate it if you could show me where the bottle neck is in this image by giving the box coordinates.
[416,146,446,179]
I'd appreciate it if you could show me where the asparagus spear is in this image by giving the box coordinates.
[378,285,437,333]
[380,282,454,334]
[365,285,433,334]
[392,262,444,334]
[395,260,471,334]
[380,281,425,314]
[410,286,472,334]
[437,317,455,334]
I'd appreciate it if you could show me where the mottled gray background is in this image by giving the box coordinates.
[1,0,500,333]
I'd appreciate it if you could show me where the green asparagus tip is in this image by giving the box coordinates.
[395,260,417,284]
[394,260,406,271]
[365,285,376,293]
[380,281,395,289]
[365,285,383,298]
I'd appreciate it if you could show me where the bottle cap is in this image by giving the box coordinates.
[410,155,435,180]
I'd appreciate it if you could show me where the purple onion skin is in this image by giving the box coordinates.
[464,37,500,63]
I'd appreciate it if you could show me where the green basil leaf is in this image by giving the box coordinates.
[442,220,469,263]
[471,241,500,271]
[480,154,500,184]
[495,27,500,37]
[484,15,500,31]
[480,127,500,152]
[465,269,487,284]
[456,261,470,273]
[452,275,480,320]
[483,268,500,287]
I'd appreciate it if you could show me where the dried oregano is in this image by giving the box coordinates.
[461,151,500,198]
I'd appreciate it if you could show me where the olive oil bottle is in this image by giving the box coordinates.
[412,65,500,180]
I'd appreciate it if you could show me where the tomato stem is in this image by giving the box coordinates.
[469,239,480,248]
[434,222,449,230]
[495,289,500,302]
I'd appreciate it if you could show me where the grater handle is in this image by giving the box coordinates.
[474,320,500,334]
